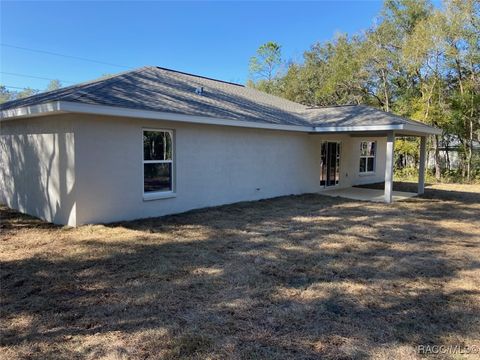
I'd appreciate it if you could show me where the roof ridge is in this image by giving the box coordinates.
[69,66,152,102]
[153,66,245,87]
[234,83,309,111]
[305,104,357,109]
[354,105,433,127]
[46,66,150,99]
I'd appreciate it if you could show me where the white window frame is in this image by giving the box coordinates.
[142,128,176,201]
[359,140,376,175]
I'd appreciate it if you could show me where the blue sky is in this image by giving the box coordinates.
[1,1,386,91]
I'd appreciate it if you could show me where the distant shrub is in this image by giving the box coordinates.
[394,167,480,184]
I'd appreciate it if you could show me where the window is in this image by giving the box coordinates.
[143,130,174,194]
[359,141,376,173]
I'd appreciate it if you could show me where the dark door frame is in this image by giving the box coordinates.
[320,141,341,188]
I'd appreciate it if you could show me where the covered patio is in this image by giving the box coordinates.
[381,131,437,203]
[309,106,442,204]
[314,119,442,203]
[383,131,427,203]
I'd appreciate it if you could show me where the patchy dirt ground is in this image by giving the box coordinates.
[1,183,479,359]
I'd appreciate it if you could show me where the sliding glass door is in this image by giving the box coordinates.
[320,141,340,188]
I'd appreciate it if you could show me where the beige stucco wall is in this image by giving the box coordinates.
[343,135,388,187]
[0,114,387,226]
[73,115,323,224]
[313,134,387,189]
[0,115,76,225]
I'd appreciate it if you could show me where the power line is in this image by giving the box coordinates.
[2,84,41,91]
[0,71,75,84]
[1,43,132,69]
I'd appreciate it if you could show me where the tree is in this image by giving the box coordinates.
[274,35,369,106]
[306,35,367,105]
[249,41,282,82]
[16,88,39,99]
[401,10,449,179]
[442,0,480,180]
[0,79,62,104]
[363,21,400,112]
[247,0,479,182]
[46,79,62,91]
[0,85,16,104]
[382,0,433,34]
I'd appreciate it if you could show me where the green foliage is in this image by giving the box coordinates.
[382,0,433,34]
[395,166,480,183]
[249,41,282,83]
[268,35,370,106]
[395,138,419,160]
[307,35,367,105]
[46,79,62,91]
[14,88,39,99]
[0,79,63,104]
[0,86,16,104]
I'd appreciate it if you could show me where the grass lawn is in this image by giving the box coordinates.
[1,183,479,359]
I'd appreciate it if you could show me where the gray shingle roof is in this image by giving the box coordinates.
[0,66,436,131]
[305,105,433,129]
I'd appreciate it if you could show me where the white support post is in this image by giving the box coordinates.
[384,131,395,203]
[418,136,426,195]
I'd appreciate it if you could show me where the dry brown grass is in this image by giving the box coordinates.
[1,183,480,359]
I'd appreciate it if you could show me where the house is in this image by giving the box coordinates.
[0,66,440,226]
[427,139,480,171]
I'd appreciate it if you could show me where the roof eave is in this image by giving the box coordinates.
[1,101,314,132]
[313,123,442,136]
[398,123,443,136]
[0,101,65,120]
[1,101,442,136]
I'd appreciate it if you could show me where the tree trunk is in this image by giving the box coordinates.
[434,135,441,181]
[467,117,473,181]
[458,138,467,178]
[381,68,389,112]
[426,137,432,172]
[445,143,451,171]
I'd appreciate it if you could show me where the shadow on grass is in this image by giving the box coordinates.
[0,206,62,234]
[1,191,479,359]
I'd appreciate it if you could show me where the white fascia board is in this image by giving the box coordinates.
[313,124,404,132]
[0,102,63,120]
[58,101,315,132]
[313,123,442,136]
[402,123,442,135]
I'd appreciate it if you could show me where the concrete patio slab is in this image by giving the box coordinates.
[321,187,417,202]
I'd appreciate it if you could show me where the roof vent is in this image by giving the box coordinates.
[195,86,204,95]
